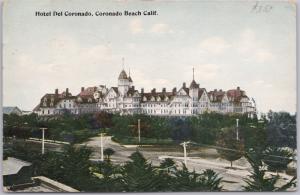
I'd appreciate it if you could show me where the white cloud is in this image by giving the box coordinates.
[255,49,274,63]
[252,80,273,88]
[236,29,274,63]
[129,19,143,34]
[150,23,174,34]
[199,37,231,54]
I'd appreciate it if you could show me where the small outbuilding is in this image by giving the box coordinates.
[3,106,23,116]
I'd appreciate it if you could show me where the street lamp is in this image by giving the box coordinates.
[39,127,47,154]
[236,119,239,141]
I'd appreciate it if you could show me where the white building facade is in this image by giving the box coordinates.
[34,69,256,117]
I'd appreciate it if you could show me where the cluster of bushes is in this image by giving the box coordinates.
[3,112,113,143]
[5,143,296,192]
[3,111,296,151]
[5,143,223,192]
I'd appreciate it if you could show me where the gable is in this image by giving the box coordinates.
[177,88,188,96]
[222,94,229,103]
[106,88,118,98]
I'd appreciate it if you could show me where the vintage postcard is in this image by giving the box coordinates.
[2,0,297,192]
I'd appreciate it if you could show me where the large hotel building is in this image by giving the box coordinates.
[33,68,256,117]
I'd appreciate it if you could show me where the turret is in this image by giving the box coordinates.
[118,69,130,96]
[189,68,199,101]
[128,69,133,87]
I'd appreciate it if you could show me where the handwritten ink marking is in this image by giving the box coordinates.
[252,2,273,13]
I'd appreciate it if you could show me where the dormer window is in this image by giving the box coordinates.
[143,96,147,101]
[77,97,82,102]
[88,98,92,103]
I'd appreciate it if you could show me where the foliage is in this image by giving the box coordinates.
[262,147,294,172]
[120,151,163,192]
[3,113,105,143]
[103,148,115,161]
[243,151,296,191]
[91,160,123,192]
[216,127,244,167]
[172,164,223,191]
[266,111,296,149]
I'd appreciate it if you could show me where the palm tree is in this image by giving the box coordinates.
[120,151,162,192]
[159,158,176,173]
[243,152,296,191]
[262,146,293,172]
[173,164,223,191]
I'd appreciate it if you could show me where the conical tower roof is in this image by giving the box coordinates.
[189,80,199,89]
[128,76,133,82]
[118,70,128,79]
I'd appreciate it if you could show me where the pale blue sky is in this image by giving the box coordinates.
[3,0,296,113]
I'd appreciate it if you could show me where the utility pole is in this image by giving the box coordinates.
[100,133,104,161]
[236,119,239,141]
[138,119,141,143]
[39,128,47,154]
[183,142,187,165]
[180,141,189,166]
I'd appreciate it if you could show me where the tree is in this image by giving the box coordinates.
[197,169,223,191]
[157,158,177,191]
[266,111,296,150]
[243,152,296,191]
[91,160,123,192]
[216,127,244,167]
[262,147,294,172]
[173,164,223,191]
[103,148,115,161]
[120,151,162,192]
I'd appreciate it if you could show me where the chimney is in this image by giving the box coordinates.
[81,87,85,92]
[55,89,58,95]
[162,88,166,93]
[183,82,186,88]
[132,86,135,91]
[151,88,156,94]
[66,88,69,96]
[172,87,177,94]
[219,89,222,92]
[141,88,144,94]
[237,86,240,91]
[214,89,217,92]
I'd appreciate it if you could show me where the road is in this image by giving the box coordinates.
[12,136,294,191]
[82,135,252,191]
